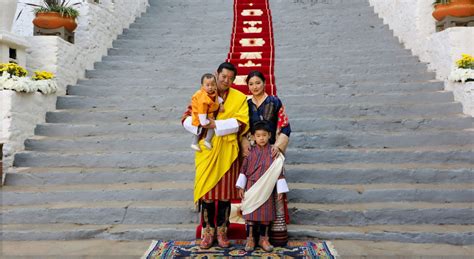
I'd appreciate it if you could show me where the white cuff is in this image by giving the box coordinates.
[198,114,210,126]
[215,118,239,136]
[183,116,201,135]
[277,179,289,194]
[218,96,224,104]
[236,173,247,189]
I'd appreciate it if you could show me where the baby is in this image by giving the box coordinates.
[190,73,224,151]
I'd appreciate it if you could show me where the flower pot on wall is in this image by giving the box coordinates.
[33,12,77,32]
[433,0,474,21]
[0,0,18,32]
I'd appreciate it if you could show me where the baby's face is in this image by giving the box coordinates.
[202,77,217,94]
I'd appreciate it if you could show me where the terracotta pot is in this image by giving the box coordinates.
[433,0,474,21]
[33,12,77,32]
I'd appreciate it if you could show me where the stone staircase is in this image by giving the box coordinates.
[1,0,473,253]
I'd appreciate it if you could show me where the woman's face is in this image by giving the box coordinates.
[248,76,265,97]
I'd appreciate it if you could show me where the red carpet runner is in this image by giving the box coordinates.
[196,0,278,240]
[227,0,277,95]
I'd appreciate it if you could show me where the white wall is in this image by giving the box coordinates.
[369,0,474,116]
[2,0,149,177]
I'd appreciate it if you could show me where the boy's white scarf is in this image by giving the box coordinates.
[241,154,285,215]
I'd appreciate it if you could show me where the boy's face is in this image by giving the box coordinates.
[202,77,217,94]
[254,129,271,147]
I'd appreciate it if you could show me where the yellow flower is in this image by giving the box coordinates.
[32,71,55,81]
[0,63,28,77]
[456,53,474,69]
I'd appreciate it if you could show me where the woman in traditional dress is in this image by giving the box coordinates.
[241,70,291,246]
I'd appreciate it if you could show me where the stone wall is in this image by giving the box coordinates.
[369,0,474,117]
[1,0,149,178]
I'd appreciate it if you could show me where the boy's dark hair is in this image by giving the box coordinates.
[217,62,237,77]
[201,73,216,84]
[246,70,266,84]
[251,120,271,134]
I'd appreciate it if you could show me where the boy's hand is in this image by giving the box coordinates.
[278,193,284,201]
[239,189,245,199]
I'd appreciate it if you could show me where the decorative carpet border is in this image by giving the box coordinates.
[142,240,338,258]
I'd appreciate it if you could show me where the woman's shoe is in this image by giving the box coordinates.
[199,227,215,249]
[258,236,274,252]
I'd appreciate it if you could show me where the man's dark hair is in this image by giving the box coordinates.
[201,73,216,84]
[246,70,266,84]
[217,62,237,77]
[251,120,272,134]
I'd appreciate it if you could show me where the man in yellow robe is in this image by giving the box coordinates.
[182,62,249,249]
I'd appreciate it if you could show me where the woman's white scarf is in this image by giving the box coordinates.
[241,154,285,215]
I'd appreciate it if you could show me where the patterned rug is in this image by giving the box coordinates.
[142,240,338,258]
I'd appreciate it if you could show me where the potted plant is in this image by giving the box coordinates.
[20,1,81,32]
[432,0,474,21]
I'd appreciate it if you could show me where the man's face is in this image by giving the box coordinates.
[216,68,235,92]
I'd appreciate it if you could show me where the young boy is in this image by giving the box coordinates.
[189,73,224,151]
[236,121,289,252]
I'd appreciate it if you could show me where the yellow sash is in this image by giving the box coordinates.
[194,88,249,203]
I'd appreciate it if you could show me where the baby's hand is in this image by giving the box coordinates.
[219,105,225,113]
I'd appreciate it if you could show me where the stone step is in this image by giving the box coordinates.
[129,19,390,31]
[57,91,452,110]
[6,163,474,186]
[286,145,474,165]
[13,146,474,168]
[0,223,195,242]
[1,224,472,245]
[118,28,397,41]
[69,81,443,96]
[45,102,464,124]
[32,116,473,140]
[99,54,420,66]
[84,70,436,83]
[7,163,473,186]
[23,130,474,152]
[1,200,198,225]
[277,73,437,87]
[2,182,473,206]
[90,60,427,76]
[44,102,463,124]
[107,47,411,57]
[289,202,474,226]
[287,225,474,245]
[286,102,463,118]
[2,200,472,226]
